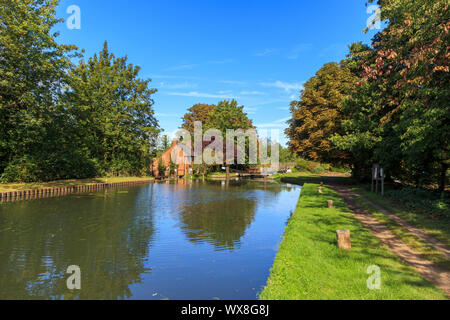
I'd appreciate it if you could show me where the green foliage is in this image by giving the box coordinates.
[335,0,449,190]
[180,99,255,169]
[0,0,83,182]
[383,187,449,220]
[193,163,211,176]
[205,99,254,134]
[279,145,298,162]
[294,159,328,174]
[64,42,159,177]
[310,165,326,174]
[287,0,449,191]
[181,104,216,133]
[0,1,159,182]
[158,159,166,176]
[294,159,312,172]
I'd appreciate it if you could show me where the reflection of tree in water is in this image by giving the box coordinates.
[177,180,298,251]
[179,194,257,251]
[0,188,154,300]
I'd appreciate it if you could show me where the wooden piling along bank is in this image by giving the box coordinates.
[0,180,154,203]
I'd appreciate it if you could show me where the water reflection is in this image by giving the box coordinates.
[0,189,155,300]
[0,180,300,300]
[177,180,289,252]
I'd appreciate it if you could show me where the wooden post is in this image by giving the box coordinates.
[336,229,351,250]
[327,200,334,208]
[318,187,323,194]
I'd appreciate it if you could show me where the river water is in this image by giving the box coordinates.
[0,180,301,300]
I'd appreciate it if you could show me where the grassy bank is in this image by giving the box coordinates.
[273,172,353,186]
[278,173,449,247]
[260,184,447,300]
[0,176,153,193]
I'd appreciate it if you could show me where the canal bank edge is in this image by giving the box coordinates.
[0,180,154,203]
[259,183,447,300]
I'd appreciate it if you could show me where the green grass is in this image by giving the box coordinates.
[273,172,354,186]
[0,176,153,193]
[259,184,447,300]
[353,185,450,248]
[207,172,239,178]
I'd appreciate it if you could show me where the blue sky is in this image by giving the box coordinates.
[55,0,379,146]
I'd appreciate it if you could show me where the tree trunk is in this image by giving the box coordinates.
[226,165,230,180]
[438,163,448,193]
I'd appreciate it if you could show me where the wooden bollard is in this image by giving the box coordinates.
[327,200,334,208]
[336,229,351,250]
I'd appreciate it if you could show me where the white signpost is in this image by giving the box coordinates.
[372,164,385,196]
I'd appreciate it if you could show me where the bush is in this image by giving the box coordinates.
[293,158,349,174]
[0,157,42,183]
[295,159,312,172]
[311,165,326,174]
[331,166,350,173]
[384,187,449,219]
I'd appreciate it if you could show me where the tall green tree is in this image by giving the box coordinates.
[206,99,254,170]
[206,99,253,135]
[334,0,449,190]
[181,103,216,133]
[64,42,159,176]
[0,0,79,181]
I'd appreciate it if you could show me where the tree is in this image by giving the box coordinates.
[158,159,166,178]
[333,0,449,190]
[64,42,159,176]
[206,100,254,176]
[286,62,357,166]
[206,99,253,134]
[161,135,171,151]
[169,159,177,177]
[279,145,298,163]
[181,104,216,133]
[369,0,449,192]
[0,0,79,181]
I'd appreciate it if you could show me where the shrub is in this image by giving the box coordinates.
[331,166,350,173]
[0,157,42,183]
[311,165,326,174]
[384,187,449,219]
[295,159,312,172]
